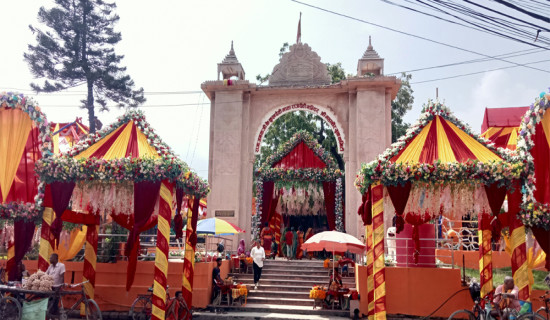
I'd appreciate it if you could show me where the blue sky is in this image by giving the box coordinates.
[2,1,548,178]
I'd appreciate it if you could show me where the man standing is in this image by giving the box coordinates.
[46,253,65,286]
[46,253,65,317]
[250,241,265,290]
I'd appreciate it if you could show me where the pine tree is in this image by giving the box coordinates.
[24,0,145,133]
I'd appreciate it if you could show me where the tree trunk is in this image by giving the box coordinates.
[87,81,95,133]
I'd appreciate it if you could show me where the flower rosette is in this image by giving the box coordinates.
[0,92,52,224]
[517,91,550,229]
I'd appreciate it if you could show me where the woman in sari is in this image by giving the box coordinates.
[260,222,273,256]
[296,226,304,259]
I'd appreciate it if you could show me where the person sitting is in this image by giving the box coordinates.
[492,276,520,320]
[165,291,188,320]
[324,269,344,307]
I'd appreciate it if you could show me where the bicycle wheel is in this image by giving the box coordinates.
[85,299,103,320]
[130,296,152,320]
[537,309,550,320]
[0,296,22,320]
[518,313,547,320]
[448,309,476,320]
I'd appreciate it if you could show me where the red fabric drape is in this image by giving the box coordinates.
[439,117,477,162]
[2,127,41,203]
[187,197,200,250]
[89,123,129,159]
[125,123,139,158]
[174,188,185,240]
[272,141,327,169]
[418,120,438,163]
[266,191,280,229]
[8,220,35,281]
[49,181,76,248]
[532,227,550,270]
[358,191,371,226]
[387,182,412,234]
[323,181,336,231]
[532,122,550,205]
[484,183,507,216]
[125,180,161,291]
[261,181,275,226]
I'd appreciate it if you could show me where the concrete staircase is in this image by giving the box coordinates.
[199,259,355,319]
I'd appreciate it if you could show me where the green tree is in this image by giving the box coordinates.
[391,73,414,143]
[24,0,145,133]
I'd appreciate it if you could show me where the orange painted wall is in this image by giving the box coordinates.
[18,259,230,311]
[436,249,546,270]
[357,265,472,318]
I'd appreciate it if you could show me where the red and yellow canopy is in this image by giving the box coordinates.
[391,115,501,164]
[480,106,527,151]
[74,120,159,160]
[481,127,519,150]
[51,118,89,154]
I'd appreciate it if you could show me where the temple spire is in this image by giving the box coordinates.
[297,12,302,44]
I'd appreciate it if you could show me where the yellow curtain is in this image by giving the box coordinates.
[436,117,457,162]
[52,124,60,154]
[0,108,32,202]
[137,128,161,158]
[55,226,87,261]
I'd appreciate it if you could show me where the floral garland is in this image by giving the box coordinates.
[335,178,344,231]
[517,91,550,229]
[0,92,53,223]
[355,100,524,195]
[37,110,209,198]
[257,168,343,182]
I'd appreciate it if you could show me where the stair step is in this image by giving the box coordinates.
[245,296,315,306]
[203,303,349,318]
[250,289,310,298]
[233,284,312,292]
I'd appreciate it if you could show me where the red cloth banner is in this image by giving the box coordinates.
[182,196,200,310]
[484,183,507,216]
[49,181,76,248]
[358,187,372,226]
[125,180,161,291]
[323,181,336,231]
[125,123,139,158]
[174,188,184,240]
[261,181,275,226]
[386,182,412,234]
[8,220,35,281]
[532,122,550,205]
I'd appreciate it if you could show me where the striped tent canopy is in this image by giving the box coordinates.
[480,107,528,151]
[50,118,89,154]
[355,100,523,196]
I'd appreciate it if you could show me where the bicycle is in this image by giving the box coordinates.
[517,291,550,320]
[448,295,503,320]
[130,285,170,320]
[48,281,102,320]
[0,295,21,320]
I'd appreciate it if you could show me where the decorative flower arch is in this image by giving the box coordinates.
[253,131,344,240]
[0,92,53,223]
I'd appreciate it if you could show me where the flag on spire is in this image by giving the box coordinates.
[297,12,302,43]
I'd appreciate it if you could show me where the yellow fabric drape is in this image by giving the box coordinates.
[102,121,134,160]
[445,119,501,162]
[75,124,125,159]
[55,227,87,261]
[52,124,60,154]
[435,117,457,162]
[395,121,432,163]
[136,129,161,158]
[0,108,32,202]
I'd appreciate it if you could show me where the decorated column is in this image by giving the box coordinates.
[366,224,375,320]
[182,196,200,312]
[81,225,98,315]
[371,183,386,320]
[478,213,493,298]
[38,207,55,271]
[151,181,174,320]
[510,216,530,300]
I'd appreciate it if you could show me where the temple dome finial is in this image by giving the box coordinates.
[217,41,245,80]
[357,36,384,76]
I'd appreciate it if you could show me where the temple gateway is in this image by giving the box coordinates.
[202,37,401,243]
